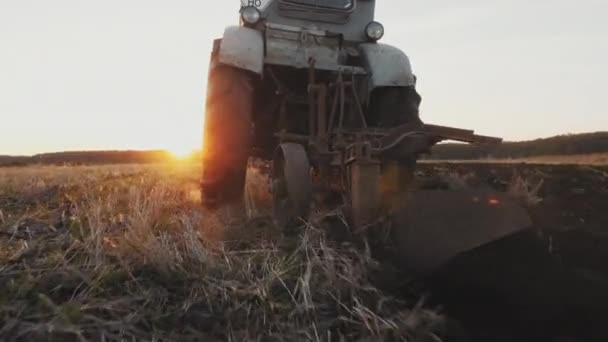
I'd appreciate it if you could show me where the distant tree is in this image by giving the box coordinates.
[3,132,608,166]
[427,132,608,160]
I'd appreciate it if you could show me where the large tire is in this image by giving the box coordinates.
[201,65,253,208]
[367,86,422,218]
[368,86,423,128]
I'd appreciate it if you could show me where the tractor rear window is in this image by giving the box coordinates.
[281,0,353,10]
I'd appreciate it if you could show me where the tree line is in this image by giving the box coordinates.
[0,150,177,167]
[1,132,607,166]
[427,132,608,160]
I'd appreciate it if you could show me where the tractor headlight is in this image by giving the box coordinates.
[241,6,261,25]
[365,21,384,41]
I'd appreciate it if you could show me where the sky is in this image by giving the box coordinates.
[1,0,607,155]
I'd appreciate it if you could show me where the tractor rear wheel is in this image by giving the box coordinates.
[370,86,423,217]
[368,86,423,128]
[348,86,422,227]
[200,65,253,212]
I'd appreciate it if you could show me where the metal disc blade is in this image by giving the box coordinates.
[392,189,533,274]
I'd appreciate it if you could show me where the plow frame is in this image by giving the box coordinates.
[270,59,502,227]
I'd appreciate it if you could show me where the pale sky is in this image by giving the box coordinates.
[1,0,607,155]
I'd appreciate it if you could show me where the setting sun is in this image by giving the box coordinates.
[165,123,203,160]
[168,145,196,159]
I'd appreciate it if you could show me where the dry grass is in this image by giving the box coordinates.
[507,175,544,207]
[0,163,442,341]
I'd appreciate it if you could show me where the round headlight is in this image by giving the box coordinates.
[241,6,261,25]
[365,22,384,41]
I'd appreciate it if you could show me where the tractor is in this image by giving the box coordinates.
[198,2,608,338]
[200,0,531,274]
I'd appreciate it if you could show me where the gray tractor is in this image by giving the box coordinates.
[200,0,530,274]
[199,2,608,338]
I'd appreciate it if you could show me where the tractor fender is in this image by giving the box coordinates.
[359,43,416,89]
[218,26,264,75]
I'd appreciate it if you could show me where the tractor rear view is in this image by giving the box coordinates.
[200,0,531,274]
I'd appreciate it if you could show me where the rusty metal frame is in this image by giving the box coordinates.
[269,59,503,227]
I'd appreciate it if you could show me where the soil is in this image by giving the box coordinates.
[1,163,607,341]
[417,163,608,342]
[422,163,608,273]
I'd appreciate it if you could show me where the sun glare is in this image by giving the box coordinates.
[168,145,196,159]
[166,130,202,160]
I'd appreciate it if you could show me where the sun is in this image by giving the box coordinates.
[169,147,194,159]
[164,124,203,160]
[168,145,196,159]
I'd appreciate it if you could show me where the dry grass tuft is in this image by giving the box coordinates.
[0,163,443,341]
[507,174,544,207]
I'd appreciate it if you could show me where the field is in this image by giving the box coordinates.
[423,153,608,166]
[1,162,607,341]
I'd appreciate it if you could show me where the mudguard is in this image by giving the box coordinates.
[218,26,264,75]
[359,43,416,89]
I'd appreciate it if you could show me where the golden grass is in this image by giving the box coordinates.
[0,163,442,341]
